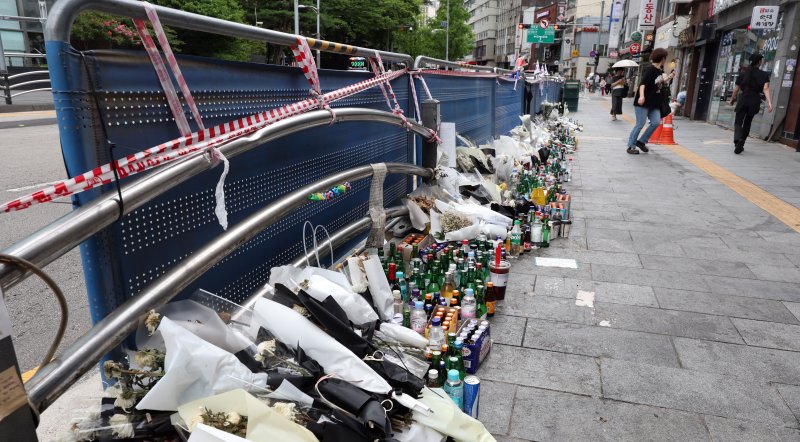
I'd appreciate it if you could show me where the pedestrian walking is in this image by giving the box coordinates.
[728,53,773,154]
[610,68,627,121]
[626,48,675,154]
[600,78,607,96]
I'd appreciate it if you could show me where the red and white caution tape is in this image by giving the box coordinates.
[134,4,238,229]
[0,68,407,213]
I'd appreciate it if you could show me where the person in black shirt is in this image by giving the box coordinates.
[728,53,773,154]
[610,68,627,121]
[626,48,675,154]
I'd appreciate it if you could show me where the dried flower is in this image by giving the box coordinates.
[189,408,206,432]
[103,361,123,379]
[144,310,161,336]
[190,407,247,437]
[114,389,137,412]
[270,402,297,421]
[133,348,164,371]
[439,210,473,233]
[109,414,135,438]
[291,305,308,316]
[226,412,242,425]
[254,339,277,363]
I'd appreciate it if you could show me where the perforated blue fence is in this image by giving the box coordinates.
[528,80,563,115]
[44,41,526,328]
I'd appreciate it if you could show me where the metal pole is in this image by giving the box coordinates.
[445,0,449,61]
[0,33,7,73]
[294,0,299,35]
[316,0,321,68]
[2,74,10,105]
[420,99,440,175]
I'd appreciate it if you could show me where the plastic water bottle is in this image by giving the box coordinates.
[510,220,522,258]
[461,288,477,320]
[411,301,427,335]
[443,369,464,408]
[428,316,446,351]
[392,290,403,324]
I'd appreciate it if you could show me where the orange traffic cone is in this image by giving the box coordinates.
[648,118,663,143]
[657,114,676,145]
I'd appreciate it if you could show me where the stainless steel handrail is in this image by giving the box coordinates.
[4,70,49,81]
[413,55,497,72]
[25,164,431,412]
[44,0,413,64]
[0,108,432,292]
[8,79,51,89]
[9,87,52,98]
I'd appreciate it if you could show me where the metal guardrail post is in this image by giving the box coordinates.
[420,99,440,178]
[2,74,11,105]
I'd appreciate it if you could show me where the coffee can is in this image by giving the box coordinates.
[463,375,480,418]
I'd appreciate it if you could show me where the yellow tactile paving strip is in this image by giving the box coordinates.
[606,101,800,233]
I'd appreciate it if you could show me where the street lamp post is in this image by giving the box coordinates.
[298,3,321,68]
[294,0,299,35]
[446,0,449,61]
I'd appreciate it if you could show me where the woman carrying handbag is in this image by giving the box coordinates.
[626,48,675,154]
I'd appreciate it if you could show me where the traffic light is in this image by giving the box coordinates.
[554,25,560,30]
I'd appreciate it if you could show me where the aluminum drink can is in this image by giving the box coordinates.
[463,375,480,418]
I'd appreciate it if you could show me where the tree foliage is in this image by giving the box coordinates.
[428,0,473,60]
[68,0,465,64]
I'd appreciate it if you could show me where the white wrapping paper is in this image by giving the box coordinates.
[252,298,391,394]
[404,198,430,230]
[269,265,352,294]
[345,257,369,294]
[136,318,270,411]
[413,388,496,442]
[178,389,317,442]
[374,322,429,348]
[135,300,252,356]
[304,274,379,325]
[363,255,394,321]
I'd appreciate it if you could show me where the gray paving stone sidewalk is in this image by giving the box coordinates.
[477,95,800,441]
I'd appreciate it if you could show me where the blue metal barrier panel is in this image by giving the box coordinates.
[45,42,411,323]
[415,74,494,144]
[495,78,524,136]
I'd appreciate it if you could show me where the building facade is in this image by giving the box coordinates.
[467,0,500,65]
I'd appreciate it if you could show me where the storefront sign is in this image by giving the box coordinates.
[630,43,641,55]
[609,50,619,58]
[557,1,566,22]
[630,31,642,42]
[571,49,579,57]
[638,0,656,30]
[578,27,599,32]
[751,6,779,30]
[537,10,550,19]
[678,27,694,46]
[608,0,623,49]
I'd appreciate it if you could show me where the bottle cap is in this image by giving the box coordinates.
[455,339,463,349]
[431,317,441,326]
[428,369,438,378]
[392,290,401,298]
[465,288,474,296]
[415,301,424,309]
[462,239,468,244]
[447,369,460,382]
[396,271,404,279]
[425,293,433,299]
[514,220,521,225]
[468,251,475,258]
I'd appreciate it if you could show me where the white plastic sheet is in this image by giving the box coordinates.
[137,318,270,411]
[252,298,391,394]
[413,388,496,442]
[394,422,446,442]
[363,255,394,321]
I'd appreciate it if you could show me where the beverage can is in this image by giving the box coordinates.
[463,375,480,418]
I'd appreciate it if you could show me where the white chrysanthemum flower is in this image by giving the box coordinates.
[133,351,156,369]
[109,414,134,438]
[270,402,297,420]
[144,310,161,336]
[257,340,276,354]
[226,412,242,425]
[114,391,136,412]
